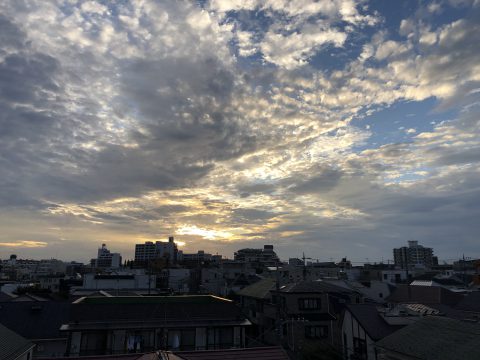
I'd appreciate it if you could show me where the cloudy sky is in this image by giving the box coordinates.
[0,0,479,263]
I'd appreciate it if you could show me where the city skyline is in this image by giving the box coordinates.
[1,1,479,262]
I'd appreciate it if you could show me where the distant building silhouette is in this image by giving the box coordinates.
[393,241,435,269]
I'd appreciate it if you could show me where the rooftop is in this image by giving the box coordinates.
[346,304,404,341]
[236,278,276,299]
[377,316,480,360]
[0,301,70,339]
[65,295,249,331]
[0,323,35,360]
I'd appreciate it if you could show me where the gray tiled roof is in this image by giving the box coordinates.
[346,304,404,341]
[277,280,358,294]
[68,295,247,326]
[377,316,480,360]
[0,323,34,360]
[236,278,276,299]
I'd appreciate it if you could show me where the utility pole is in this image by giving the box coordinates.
[275,261,282,344]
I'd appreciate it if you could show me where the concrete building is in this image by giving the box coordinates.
[82,273,156,290]
[94,244,122,269]
[393,241,435,269]
[135,236,178,264]
[234,245,279,267]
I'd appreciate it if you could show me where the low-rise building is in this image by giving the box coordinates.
[82,273,156,291]
[61,295,251,356]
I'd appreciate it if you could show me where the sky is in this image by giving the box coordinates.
[0,0,479,263]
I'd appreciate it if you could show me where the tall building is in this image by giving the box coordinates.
[393,240,434,269]
[94,244,122,268]
[134,236,178,263]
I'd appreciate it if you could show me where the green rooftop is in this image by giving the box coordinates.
[77,295,232,305]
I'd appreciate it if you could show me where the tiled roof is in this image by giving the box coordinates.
[277,280,358,294]
[0,301,71,339]
[346,304,403,341]
[377,316,480,360]
[236,278,276,299]
[0,323,35,360]
[173,346,290,360]
[67,295,248,326]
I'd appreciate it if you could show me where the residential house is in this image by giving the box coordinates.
[342,304,416,360]
[61,295,251,356]
[238,280,362,354]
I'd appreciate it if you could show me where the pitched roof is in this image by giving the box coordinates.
[386,285,463,306]
[377,316,480,360]
[277,280,358,294]
[0,301,71,339]
[173,346,290,360]
[346,304,403,341]
[236,278,276,299]
[66,295,248,328]
[0,323,35,360]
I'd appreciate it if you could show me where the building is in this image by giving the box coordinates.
[342,304,407,360]
[0,323,35,360]
[93,244,122,269]
[61,295,251,356]
[234,245,279,267]
[82,273,156,291]
[135,236,178,264]
[393,241,435,269]
[237,280,362,354]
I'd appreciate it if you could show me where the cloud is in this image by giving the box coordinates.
[0,0,478,262]
[0,241,48,248]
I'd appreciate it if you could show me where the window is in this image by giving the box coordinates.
[353,337,367,360]
[207,327,234,349]
[298,298,321,310]
[80,331,107,356]
[126,330,155,353]
[383,274,388,280]
[305,325,328,339]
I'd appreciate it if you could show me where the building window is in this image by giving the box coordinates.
[298,298,321,310]
[305,325,328,339]
[353,337,367,360]
[207,327,234,349]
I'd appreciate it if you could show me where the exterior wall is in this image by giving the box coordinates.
[357,281,392,303]
[342,310,377,360]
